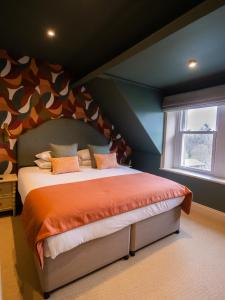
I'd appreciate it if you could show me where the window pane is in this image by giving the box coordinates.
[181,134,213,171]
[183,107,217,131]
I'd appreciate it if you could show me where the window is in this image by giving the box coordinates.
[176,107,217,173]
[163,105,225,179]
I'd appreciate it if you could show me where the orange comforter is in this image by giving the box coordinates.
[22,173,192,268]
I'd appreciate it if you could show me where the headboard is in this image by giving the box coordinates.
[17,118,108,168]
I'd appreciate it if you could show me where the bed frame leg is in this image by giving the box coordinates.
[130,251,136,257]
[175,229,180,234]
[123,255,129,260]
[43,292,50,299]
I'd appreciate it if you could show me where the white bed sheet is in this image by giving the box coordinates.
[18,166,184,259]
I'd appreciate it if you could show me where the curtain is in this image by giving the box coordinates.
[162,84,225,111]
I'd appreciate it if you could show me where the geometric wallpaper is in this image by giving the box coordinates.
[0,49,131,173]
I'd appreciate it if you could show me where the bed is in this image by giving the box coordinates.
[17,118,191,299]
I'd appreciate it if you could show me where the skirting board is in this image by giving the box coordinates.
[186,201,225,224]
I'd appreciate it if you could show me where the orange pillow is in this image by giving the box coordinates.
[51,156,80,175]
[94,153,119,170]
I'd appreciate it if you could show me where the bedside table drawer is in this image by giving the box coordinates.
[0,197,13,211]
[0,183,13,195]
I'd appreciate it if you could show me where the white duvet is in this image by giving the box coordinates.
[18,166,184,259]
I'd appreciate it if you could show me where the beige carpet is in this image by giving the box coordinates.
[0,208,225,300]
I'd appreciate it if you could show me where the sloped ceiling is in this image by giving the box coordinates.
[87,78,163,155]
[106,5,225,95]
[115,81,163,153]
[0,0,204,81]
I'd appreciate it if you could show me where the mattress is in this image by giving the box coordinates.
[18,166,184,259]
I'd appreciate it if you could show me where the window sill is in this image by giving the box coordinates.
[160,167,225,186]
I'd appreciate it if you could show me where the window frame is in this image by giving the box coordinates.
[173,107,218,176]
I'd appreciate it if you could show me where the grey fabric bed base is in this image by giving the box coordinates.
[35,226,131,298]
[34,206,181,299]
[130,206,181,255]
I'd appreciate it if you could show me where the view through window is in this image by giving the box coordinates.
[179,106,217,172]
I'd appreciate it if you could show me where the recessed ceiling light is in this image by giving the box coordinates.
[47,29,55,38]
[188,59,198,69]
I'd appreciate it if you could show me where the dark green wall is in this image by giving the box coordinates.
[87,78,163,153]
[88,77,225,213]
[115,81,163,153]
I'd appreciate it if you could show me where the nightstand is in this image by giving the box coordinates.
[0,174,17,216]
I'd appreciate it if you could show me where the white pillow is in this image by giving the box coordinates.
[77,149,91,161]
[34,159,52,169]
[35,151,51,161]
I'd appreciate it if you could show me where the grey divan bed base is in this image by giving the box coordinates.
[35,226,131,299]
[17,118,181,299]
[130,205,181,255]
[36,206,181,299]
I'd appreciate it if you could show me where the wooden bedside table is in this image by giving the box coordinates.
[0,174,17,216]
